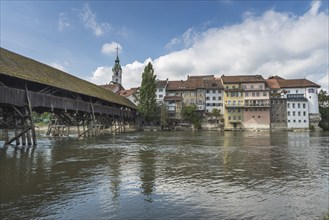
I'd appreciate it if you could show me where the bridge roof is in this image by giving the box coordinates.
[0,48,137,109]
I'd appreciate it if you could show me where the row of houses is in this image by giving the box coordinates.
[154,74,321,130]
[101,51,321,130]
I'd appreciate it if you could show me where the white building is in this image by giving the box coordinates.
[204,79,224,114]
[156,80,168,105]
[267,76,321,129]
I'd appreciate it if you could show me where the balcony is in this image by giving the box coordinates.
[225,103,244,108]
[244,103,270,107]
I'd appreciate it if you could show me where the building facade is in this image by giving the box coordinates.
[266,76,320,129]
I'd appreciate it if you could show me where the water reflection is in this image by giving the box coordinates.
[0,131,328,219]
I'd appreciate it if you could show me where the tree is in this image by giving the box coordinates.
[318,89,329,130]
[181,104,201,130]
[160,103,169,128]
[138,62,157,123]
[318,89,329,108]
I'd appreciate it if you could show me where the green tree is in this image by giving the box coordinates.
[138,62,157,123]
[318,89,329,107]
[181,104,201,129]
[318,89,329,130]
[160,103,169,128]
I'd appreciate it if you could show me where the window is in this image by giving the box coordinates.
[303,103,306,108]
[263,92,267,96]
[242,85,246,89]
[207,90,210,93]
[288,120,290,123]
[226,86,229,89]
[293,120,296,123]
[245,92,249,97]
[252,92,255,97]
[298,111,300,116]
[256,92,260,97]
[213,90,216,93]
[212,103,216,106]
[288,111,290,116]
[213,97,216,101]
[298,120,301,123]
[228,109,231,113]
[228,116,231,120]
[308,88,315,93]
[304,120,306,123]
[293,103,295,108]
[293,111,295,116]
[233,116,236,120]
[218,97,221,100]
[159,88,163,92]
[288,103,290,108]
[258,116,261,118]
[296,90,298,94]
[159,95,163,98]
[238,116,241,120]
[303,111,306,116]
[251,85,254,89]
[206,97,210,100]
[259,85,263,89]
[298,103,300,108]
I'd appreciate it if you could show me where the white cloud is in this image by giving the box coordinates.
[89,1,328,91]
[50,62,69,72]
[89,66,112,85]
[58,12,70,31]
[78,3,111,36]
[309,0,321,15]
[101,42,122,55]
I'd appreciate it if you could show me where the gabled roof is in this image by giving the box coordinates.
[0,47,136,109]
[118,89,135,97]
[277,79,320,88]
[156,80,168,88]
[167,79,204,91]
[204,79,223,89]
[266,79,281,89]
[100,83,125,93]
[221,75,265,83]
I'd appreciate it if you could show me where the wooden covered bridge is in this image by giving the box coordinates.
[0,47,137,148]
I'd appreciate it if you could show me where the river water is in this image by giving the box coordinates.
[0,131,328,220]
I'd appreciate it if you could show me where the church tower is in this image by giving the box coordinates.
[112,46,122,85]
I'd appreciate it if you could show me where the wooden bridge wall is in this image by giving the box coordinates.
[0,87,135,119]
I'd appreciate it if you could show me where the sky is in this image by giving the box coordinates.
[1,0,328,91]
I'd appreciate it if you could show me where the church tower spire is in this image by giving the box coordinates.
[112,45,122,85]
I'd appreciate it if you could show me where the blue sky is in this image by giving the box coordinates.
[1,0,328,90]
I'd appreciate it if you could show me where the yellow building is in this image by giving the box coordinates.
[221,76,244,130]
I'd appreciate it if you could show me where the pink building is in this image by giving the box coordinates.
[241,76,271,129]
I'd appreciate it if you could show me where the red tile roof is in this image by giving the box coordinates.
[118,89,134,97]
[166,80,204,91]
[277,79,320,88]
[266,79,281,89]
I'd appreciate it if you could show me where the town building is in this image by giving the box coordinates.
[221,75,270,130]
[156,80,168,105]
[266,76,321,129]
[203,78,224,114]
[221,76,245,130]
